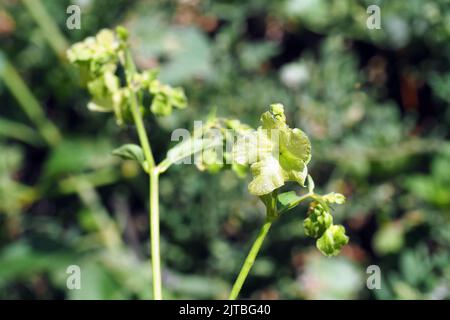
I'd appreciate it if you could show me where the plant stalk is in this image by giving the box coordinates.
[229,219,273,300]
[126,48,161,299]
[150,169,162,300]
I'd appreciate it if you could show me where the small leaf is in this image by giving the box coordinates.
[278,191,301,207]
[112,144,145,166]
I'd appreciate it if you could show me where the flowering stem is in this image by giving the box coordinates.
[229,218,273,300]
[126,49,161,299]
[150,169,162,300]
[229,192,314,299]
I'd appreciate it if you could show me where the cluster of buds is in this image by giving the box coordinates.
[303,195,348,256]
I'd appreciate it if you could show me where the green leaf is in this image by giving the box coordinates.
[316,225,349,257]
[277,191,304,213]
[112,144,145,168]
[277,191,301,207]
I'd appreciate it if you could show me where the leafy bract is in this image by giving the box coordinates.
[112,144,145,163]
[234,103,311,196]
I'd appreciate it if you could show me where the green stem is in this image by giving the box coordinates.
[229,192,315,299]
[21,0,69,59]
[129,93,155,169]
[124,48,161,299]
[229,218,273,300]
[150,169,162,300]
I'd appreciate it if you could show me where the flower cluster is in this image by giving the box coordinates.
[234,104,311,196]
[67,27,187,124]
[304,200,349,256]
[233,104,349,256]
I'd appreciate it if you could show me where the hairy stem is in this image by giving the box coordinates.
[229,219,273,300]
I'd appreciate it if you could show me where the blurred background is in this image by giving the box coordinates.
[0,0,449,299]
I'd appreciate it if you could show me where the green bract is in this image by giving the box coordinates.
[316,225,349,257]
[234,103,311,196]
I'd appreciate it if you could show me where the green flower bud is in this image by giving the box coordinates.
[303,202,333,238]
[322,192,346,204]
[149,80,187,116]
[316,225,349,257]
[115,26,129,42]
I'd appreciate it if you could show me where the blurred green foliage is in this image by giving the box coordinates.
[0,0,449,299]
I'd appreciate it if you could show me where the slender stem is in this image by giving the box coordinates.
[129,94,155,169]
[124,48,161,299]
[125,49,155,170]
[150,169,162,300]
[229,219,273,300]
[229,192,315,299]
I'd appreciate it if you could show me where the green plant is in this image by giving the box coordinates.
[228,104,348,299]
[67,27,190,300]
[67,27,348,300]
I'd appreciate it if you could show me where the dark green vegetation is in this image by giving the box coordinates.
[0,0,449,299]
